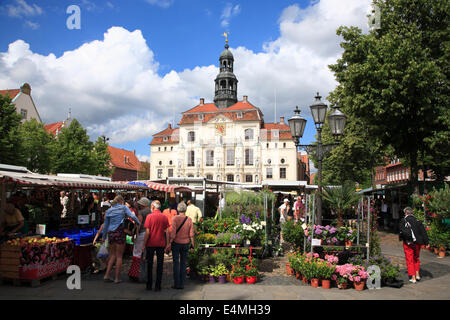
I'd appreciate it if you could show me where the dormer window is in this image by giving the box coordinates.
[237,112,243,119]
[198,114,204,120]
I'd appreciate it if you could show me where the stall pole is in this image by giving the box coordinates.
[0,183,6,224]
[264,193,268,255]
[357,197,361,245]
[310,196,315,257]
[366,196,371,263]
[202,178,206,218]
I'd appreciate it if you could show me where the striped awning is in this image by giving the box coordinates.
[0,171,146,190]
[124,180,192,193]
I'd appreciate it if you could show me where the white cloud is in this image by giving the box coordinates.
[0,0,372,148]
[24,20,39,30]
[145,0,174,9]
[5,0,43,18]
[220,3,241,28]
[137,154,150,162]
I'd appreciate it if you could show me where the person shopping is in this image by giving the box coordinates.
[128,197,151,281]
[0,203,25,243]
[141,200,169,291]
[102,195,140,283]
[399,207,429,283]
[167,202,194,289]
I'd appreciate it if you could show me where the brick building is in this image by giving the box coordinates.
[108,146,141,181]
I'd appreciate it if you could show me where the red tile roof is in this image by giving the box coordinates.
[108,146,141,171]
[261,122,293,140]
[45,122,64,136]
[179,99,263,125]
[0,89,21,100]
[151,126,180,145]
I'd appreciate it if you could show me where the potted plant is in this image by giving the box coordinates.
[215,233,231,246]
[349,265,369,291]
[334,264,353,289]
[198,266,211,282]
[245,266,259,284]
[319,261,336,289]
[213,263,228,284]
[230,266,245,284]
[286,252,296,276]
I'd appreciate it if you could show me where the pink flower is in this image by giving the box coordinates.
[354,276,361,282]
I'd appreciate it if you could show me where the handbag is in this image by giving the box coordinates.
[123,217,138,236]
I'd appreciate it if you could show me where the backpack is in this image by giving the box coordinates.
[400,216,416,244]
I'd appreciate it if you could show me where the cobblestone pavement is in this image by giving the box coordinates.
[1,230,449,300]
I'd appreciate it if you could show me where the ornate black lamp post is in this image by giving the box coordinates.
[288,93,347,224]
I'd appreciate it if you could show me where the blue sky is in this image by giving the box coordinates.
[0,0,372,164]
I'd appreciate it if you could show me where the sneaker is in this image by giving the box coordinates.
[409,279,416,283]
[416,276,421,281]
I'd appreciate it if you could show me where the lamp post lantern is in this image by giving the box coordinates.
[288,93,347,225]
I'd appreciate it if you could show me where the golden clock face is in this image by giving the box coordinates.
[215,123,226,135]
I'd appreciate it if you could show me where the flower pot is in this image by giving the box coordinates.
[434,247,439,255]
[209,275,216,283]
[218,275,227,284]
[246,276,257,284]
[226,273,232,282]
[345,240,352,247]
[296,272,300,279]
[311,278,320,288]
[321,279,331,289]
[286,263,294,276]
[353,280,365,291]
[438,247,446,258]
[302,276,308,284]
[337,281,348,289]
[233,276,244,284]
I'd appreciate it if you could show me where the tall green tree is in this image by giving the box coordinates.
[328,0,449,196]
[51,119,95,174]
[18,118,54,174]
[91,137,112,177]
[0,93,23,165]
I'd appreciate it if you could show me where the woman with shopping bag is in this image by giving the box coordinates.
[102,195,140,283]
[128,197,151,282]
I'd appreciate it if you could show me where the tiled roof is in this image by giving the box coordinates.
[108,146,141,171]
[45,122,64,136]
[0,89,21,100]
[179,99,262,125]
[261,122,293,140]
[151,127,180,145]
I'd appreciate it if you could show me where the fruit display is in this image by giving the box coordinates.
[6,236,71,247]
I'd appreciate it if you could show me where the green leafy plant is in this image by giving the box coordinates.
[196,233,217,245]
[245,266,259,277]
[322,181,361,227]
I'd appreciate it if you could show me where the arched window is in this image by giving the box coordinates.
[245,149,253,165]
[227,174,234,182]
[220,80,226,89]
[206,150,214,166]
[245,128,254,140]
[188,131,195,142]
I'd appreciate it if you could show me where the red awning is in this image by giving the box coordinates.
[125,181,192,193]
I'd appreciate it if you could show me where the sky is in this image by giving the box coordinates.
[0,0,373,167]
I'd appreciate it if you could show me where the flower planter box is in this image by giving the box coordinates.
[233,276,244,284]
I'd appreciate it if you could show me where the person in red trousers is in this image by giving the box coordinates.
[399,207,430,283]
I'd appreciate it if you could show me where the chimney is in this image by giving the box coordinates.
[133,149,135,155]
[243,95,248,103]
[280,116,285,125]
[200,98,205,105]
[20,83,31,95]
[168,123,172,129]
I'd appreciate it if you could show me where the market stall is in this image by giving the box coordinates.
[0,168,149,279]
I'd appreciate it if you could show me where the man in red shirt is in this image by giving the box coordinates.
[142,200,169,291]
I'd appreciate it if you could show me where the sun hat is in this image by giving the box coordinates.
[137,197,150,207]
[284,198,290,203]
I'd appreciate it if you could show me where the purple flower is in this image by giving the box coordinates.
[329,227,337,234]
[315,229,322,235]
[255,212,260,219]
[325,225,330,231]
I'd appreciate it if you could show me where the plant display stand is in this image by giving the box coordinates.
[0,239,73,287]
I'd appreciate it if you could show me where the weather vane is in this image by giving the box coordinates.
[222,32,229,44]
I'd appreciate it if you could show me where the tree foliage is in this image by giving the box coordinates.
[0,93,23,165]
[328,0,449,194]
[92,137,112,177]
[18,118,54,174]
[322,181,361,227]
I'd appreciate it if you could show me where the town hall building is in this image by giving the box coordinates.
[149,41,305,184]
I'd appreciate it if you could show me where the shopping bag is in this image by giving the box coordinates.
[138,258,148,283]
[97,243,109,259]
